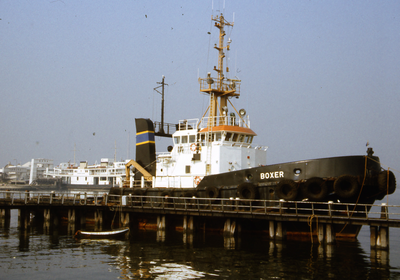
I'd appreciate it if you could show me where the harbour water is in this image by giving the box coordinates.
[1,209,400,279]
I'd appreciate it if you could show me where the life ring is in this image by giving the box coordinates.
[301,177,328,201]
[378,170,396,194]
[190,143,197,152]
[333,175,360,198]
[237,183,257,200]
[194,176,202,186]
[276,179,298,201]
[205,186,219,198]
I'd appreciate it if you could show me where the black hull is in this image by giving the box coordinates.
[111,154,394,203]
[109,154,395,239]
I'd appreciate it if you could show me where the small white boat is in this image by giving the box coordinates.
[74,227,130,239]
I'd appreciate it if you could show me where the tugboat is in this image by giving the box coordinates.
[110,13,396,236]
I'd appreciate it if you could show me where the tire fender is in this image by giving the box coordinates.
[378,170,396,194]
[276,179,298,201]
[301,177,328,201]
[205,186,219,198]
[334,175,360,198]
[237,183,257,200]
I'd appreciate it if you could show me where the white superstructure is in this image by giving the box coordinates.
[45,158,128,186]
[153,116,267,188]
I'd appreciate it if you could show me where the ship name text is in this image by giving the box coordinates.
[260,171,284,180]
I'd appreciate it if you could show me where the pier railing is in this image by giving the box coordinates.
[0,191,399,225]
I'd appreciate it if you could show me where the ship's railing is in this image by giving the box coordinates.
[176,119,200,131]
[88,169,125,176]
[198,115,250,130]
[0,191,108,206]
[116,196,400,222]
[153,121,176,136]
[44,168,125,177]
[1,191,400,224]
[128,175,200,189]
[199,77,241,95]
[44,169,75,176]
[175,116,251,132]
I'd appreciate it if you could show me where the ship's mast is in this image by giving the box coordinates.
[199,13,241,128]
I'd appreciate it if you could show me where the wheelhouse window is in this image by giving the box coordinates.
[245,135,253,143]
[182,136,188,144]
[189,135,196,143]
[225,132,232,141]
[215,132,222,141]
[232,133,238,142]
[199,134,206,145]
[174,137,180,144]
[238,134,244,142]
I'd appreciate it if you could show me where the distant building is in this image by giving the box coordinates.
[29,159,54,184]
[3,163,30,183]
[2,159,54,184]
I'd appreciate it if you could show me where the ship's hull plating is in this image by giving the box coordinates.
[109,154,395,239]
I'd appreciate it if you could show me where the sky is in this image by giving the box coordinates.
[1,1,400,179]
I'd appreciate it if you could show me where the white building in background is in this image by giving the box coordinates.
[29,159,54,184]
[3,163,29,183]
[2,159,54,184]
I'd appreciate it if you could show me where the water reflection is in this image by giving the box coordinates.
[94,231,393,279]
[18,230,29,252]
[182,232,193,245]
[0,213,397,279]
[149,263,219,279]
[223,236,236,249]
[156,229,165,243]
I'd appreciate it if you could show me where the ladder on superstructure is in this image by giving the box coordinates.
[205,93,215,175]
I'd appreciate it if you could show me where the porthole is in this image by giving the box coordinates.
[294,168,301,176]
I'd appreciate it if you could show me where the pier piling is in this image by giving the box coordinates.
[326,224,335,244]
[0,208,10,228]
[318,224,324,243]
[157,215,166,230]
[18,209,30,230]
[275,222,286,240]
[370,203,390,249]
[269,220,275,239]
[224,219,236,236]
[376,226,389,249]
[183,216,194,232]
[79,210,86,229]
[95,210,103,229]
[68,209,76,224]
[268,221,286,240]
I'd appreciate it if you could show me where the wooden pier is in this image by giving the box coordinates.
[0,190,399,250]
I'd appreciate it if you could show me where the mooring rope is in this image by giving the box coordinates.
[307,214,319,244]
[338,156,368,234]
